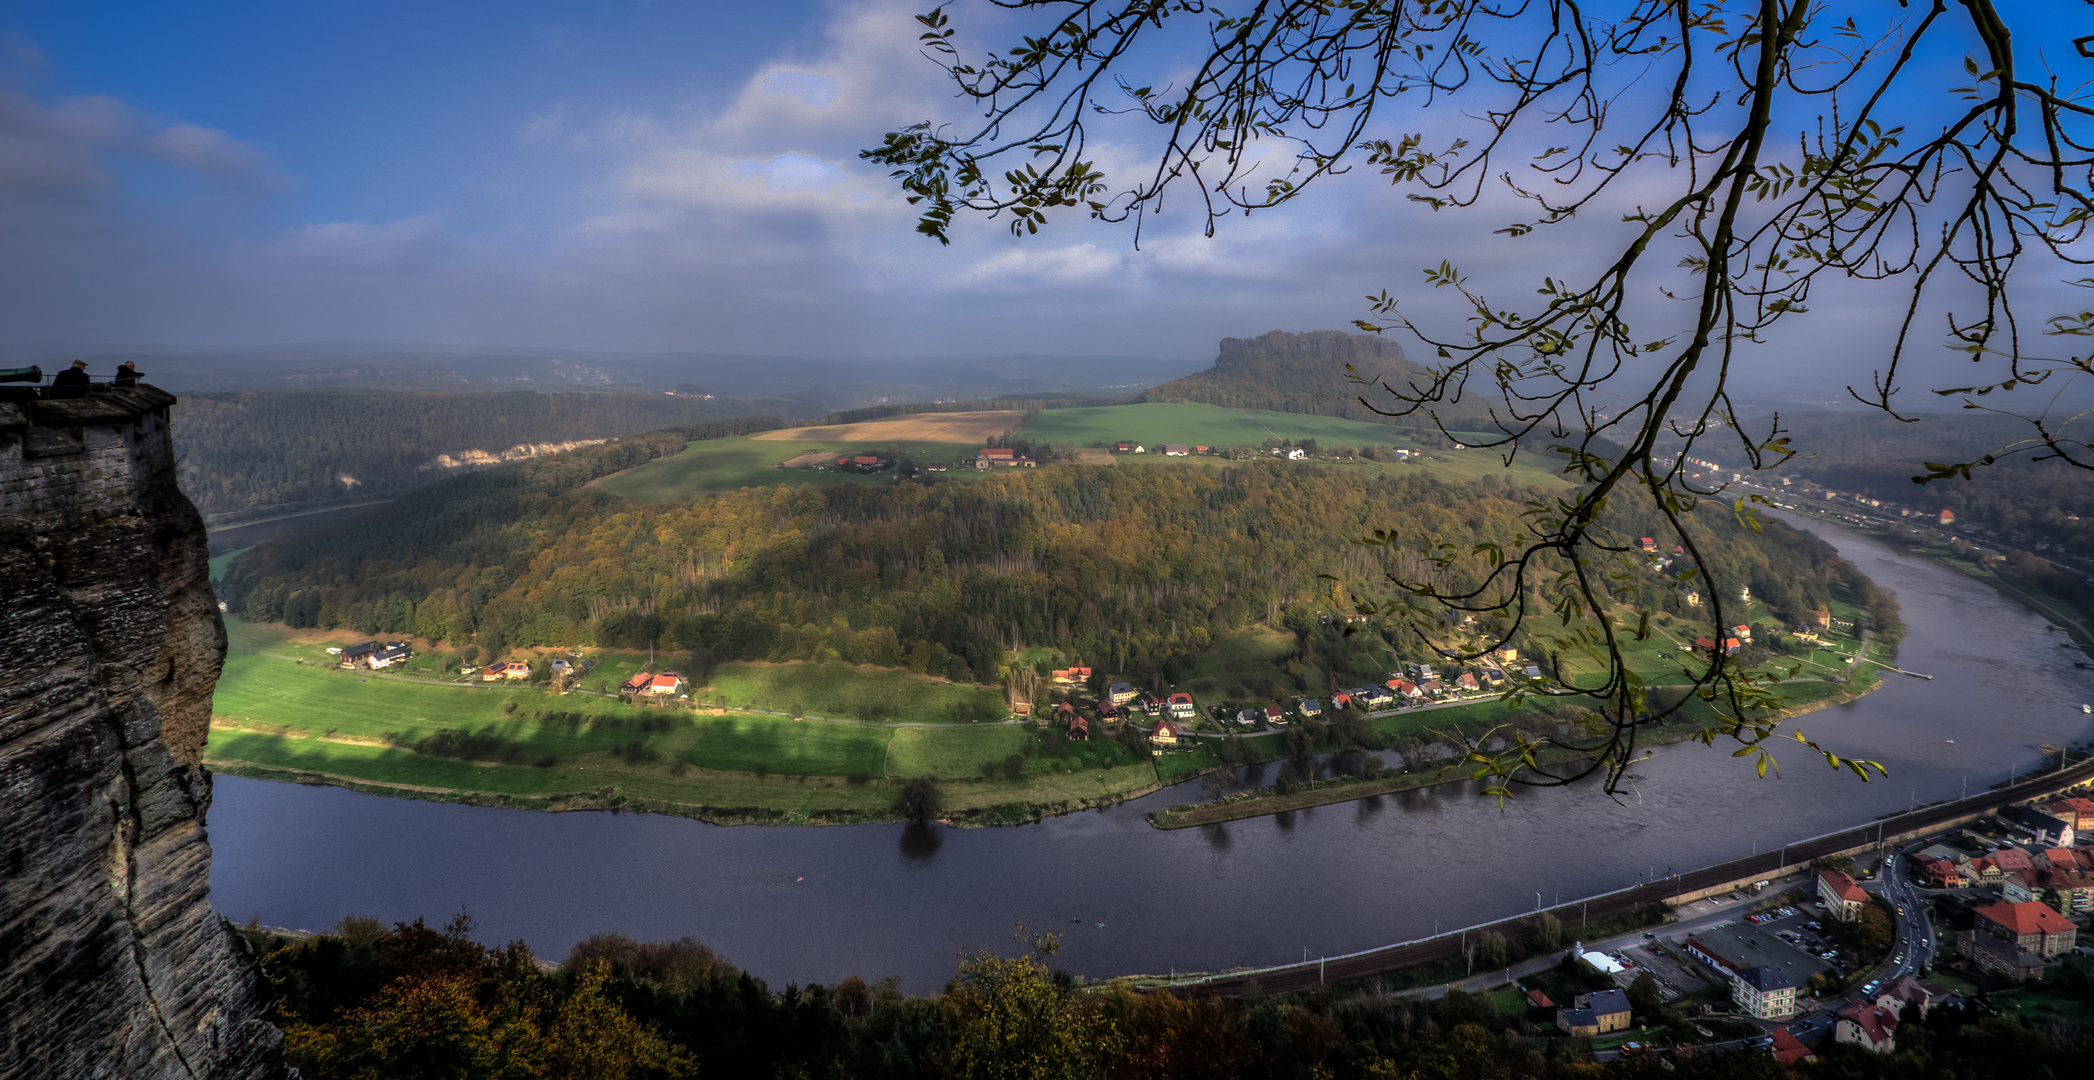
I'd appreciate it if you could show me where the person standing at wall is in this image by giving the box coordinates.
[50,360,90,398]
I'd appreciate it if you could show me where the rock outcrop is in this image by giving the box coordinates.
[1136,329,1450,425]
[1,387,285,1078]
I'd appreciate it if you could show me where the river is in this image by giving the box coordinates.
[206,517,2094,992]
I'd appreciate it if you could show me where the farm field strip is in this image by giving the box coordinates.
[591,402,1570,505]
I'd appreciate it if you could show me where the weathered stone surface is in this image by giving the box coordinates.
[2,387,285,1079]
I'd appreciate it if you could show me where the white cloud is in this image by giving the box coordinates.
[0,86,281,197]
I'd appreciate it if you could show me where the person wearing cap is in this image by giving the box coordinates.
[51,360,90,398]
[113,361,141,388]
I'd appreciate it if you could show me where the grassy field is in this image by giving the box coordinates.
[592,436,986,503]
[706,661,1007,723]
[205,618,1170,823]
[592,403,1567,505]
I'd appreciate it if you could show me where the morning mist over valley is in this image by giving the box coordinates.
[7,3,2094,1078]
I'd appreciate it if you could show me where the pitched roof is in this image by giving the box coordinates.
[1820,870,1868,903]
[1838,1000,1898,1045]
[1771,1028,1814,1065]
[1524,989,1554,1008]
[1584,989,1631,1015]
[1975,900,2075,936]
[1736,966,1796,992]
[1993,847,2034,871]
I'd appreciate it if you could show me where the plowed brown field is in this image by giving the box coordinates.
[751,410,1021,444]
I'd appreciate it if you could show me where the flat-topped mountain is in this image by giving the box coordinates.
[1138,330,1444,425]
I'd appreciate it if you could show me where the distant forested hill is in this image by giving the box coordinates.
[1701,411,2094,546]
[1138,330,1484,430]
[226,444,1851,689]
[173,389,795,523]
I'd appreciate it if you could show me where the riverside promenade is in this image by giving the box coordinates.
[1161,754,2094,997]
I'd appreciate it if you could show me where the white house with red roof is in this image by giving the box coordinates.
[1817,870,1869,920]
[648,672,686,695]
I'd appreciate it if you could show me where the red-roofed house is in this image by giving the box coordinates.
[1993,847,2034,874]
[1835,1000,1898,1054]
[1921,858,1966,889]
[1818,870,1869,921]
[1166,692,1197,718]
[1067,713,1090,740]
[1973,900,2077,957]
[2039,847,2083,871]
[1639,537,1657,552]
[1523,989,1555,1010]
[619,670,652,693]
[1771,1028,1815,1065]
[2046,796,2094,831]
[648,672,685,695]
[2047,870,2094,914]
[975,447,1017,469]
[1150,717,1182,749]
[483,661,532,682]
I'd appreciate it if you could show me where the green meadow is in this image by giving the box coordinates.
[592,437,984,503]
[203,619,1176,821]
[588,403,1567,506]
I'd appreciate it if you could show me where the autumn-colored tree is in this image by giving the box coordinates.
[940,939,1107,1080]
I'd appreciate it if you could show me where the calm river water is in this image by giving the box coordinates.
[207,517,2094,991]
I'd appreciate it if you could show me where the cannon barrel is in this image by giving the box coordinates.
[0,365,44,384]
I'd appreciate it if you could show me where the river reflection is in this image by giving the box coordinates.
[207,517,2094,992]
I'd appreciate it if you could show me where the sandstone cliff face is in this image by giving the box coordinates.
[1,388,285,1079]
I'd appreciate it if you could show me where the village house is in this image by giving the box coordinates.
[2014,805,2076,847]
[975,447,1017,469]
[1556,989,1632,1036]
[1051,666,1093,685]
[1297,698,1323,718]
[481,661,531,682]
[1136,693,1167,716]
[648,672,686,695]
[1818,870,1870,921]
[1108,682,1138,705]
[619,671,653,694]
[1263,705,1286,726]
[1167,692,1197,719]
[1161,444,1190,456]
[1920,858,1967,889]
[365,642,412,670]
[338,642,381,669]
[2042,796,2094,831]
[1770,1029,1816,1066]
[1834,999,1899,1054]
[1066,713,1090,740]
[1150,717,1182,749]
[1957,900,2077,980]
[2047,870,2094,913]
[1729,967,1799,1020]
[1456,672,1480,693]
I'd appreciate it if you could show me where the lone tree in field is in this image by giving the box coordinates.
[868,0,2093,797]
[900,775,945,821]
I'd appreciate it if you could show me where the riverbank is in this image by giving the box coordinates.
[1147,677,1880,829]
[208,610,1896,829]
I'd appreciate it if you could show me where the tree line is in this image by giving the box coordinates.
[225,437,1851,691]
[250,913,2094,1080]
[173,388,791,522]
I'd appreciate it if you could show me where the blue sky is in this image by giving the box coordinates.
[0,0,2085,399]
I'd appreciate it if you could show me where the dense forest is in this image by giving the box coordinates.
[173,389,798,522]
[1137,329,1491,431]
[250,914,2094,1080]
[225,431,1850,689]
